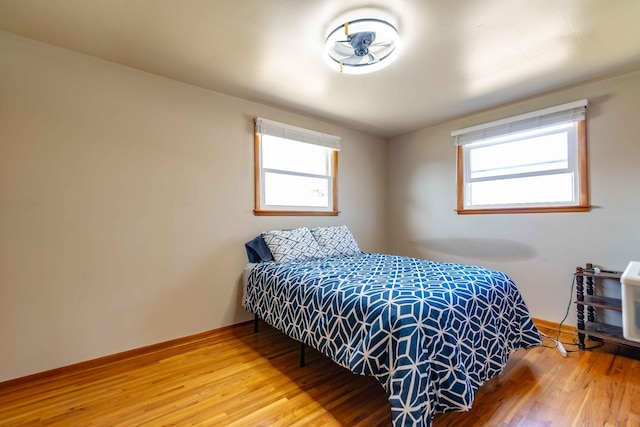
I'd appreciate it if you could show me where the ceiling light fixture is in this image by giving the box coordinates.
[324,14,400,75]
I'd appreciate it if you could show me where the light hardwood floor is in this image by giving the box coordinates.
[1,321,639,426]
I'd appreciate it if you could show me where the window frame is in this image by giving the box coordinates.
[254,119,340,216]
[454,102,590,215]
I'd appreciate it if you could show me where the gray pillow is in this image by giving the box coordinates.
[261,227,326,264]
[310,225,361,257]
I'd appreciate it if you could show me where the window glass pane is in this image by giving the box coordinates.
[469,131,568,179]
[264,172,329,207]
[262,135,329,175]
[469,173,574,206]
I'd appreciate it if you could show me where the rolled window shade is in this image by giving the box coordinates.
[451,99,587,147]
[255,117,341,151]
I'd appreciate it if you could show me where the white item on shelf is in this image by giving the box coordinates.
[621,261,640,342]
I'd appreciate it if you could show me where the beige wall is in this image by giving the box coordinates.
[387,70,640,326]
[0,31,387,382]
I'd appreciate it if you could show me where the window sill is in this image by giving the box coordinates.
[254,210,340,217]
[456,205,591,215]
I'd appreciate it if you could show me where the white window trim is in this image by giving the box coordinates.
[260,155,334,212]
[255,117,341,151]
[452,99,587,146]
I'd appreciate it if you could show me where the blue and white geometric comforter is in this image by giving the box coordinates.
[243,253,541,426]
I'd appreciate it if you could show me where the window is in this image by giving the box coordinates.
[254,117,340,216]
[452,100,589,214]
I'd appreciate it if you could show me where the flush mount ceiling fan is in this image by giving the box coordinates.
[324,17,400,74]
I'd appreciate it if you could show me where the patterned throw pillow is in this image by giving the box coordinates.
[261,227,326,264]
[310,225,361,258]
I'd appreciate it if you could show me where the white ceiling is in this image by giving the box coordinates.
[1,0,640,138]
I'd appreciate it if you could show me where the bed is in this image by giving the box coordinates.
[242,226,541,427]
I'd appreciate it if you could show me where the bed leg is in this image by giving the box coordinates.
[300,343,306,367]
[253,314,259,333]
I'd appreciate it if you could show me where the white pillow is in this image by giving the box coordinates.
[310,226,361,258]
[261,227,326,264]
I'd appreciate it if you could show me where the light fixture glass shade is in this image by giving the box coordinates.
[324,18,400,74]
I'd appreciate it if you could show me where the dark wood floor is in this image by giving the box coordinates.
[1,321,639,426]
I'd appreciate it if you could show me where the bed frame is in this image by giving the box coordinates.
[254,313,306,366]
